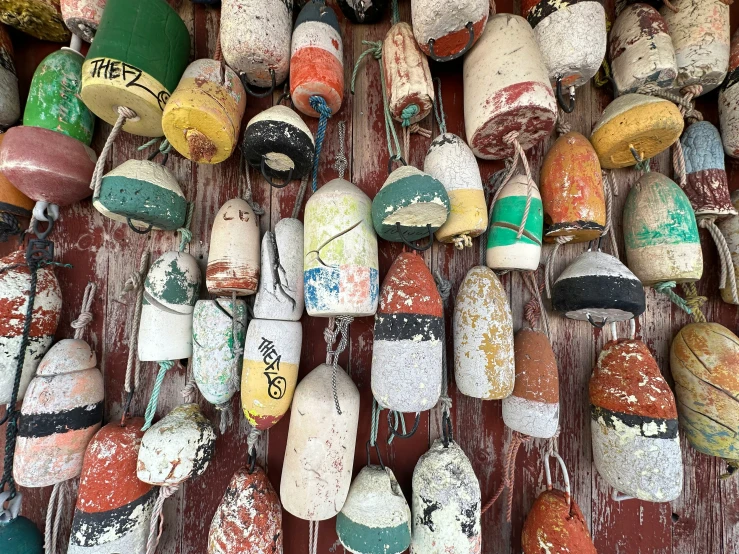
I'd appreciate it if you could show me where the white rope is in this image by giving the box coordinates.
[71,282,96,340]
[601,171,619,259]
[308,520,320,554]
[44,480,68,554]
[544,236,573,298]
[145,485,178,554]
[91,106,137,197]
[700,217,739,303]
[122,251,150,395]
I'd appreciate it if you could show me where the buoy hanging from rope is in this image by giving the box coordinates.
[0,0,70,41]
[0,25,20,126]
[60,0,106,43]
[718,191,739,305]
[0,494,43,554]
[411,0,487,62]
[719,29,739,158]
[338,0,388,24]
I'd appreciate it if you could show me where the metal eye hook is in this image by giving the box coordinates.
[260,156,294,188]
[240,68,277,98]
[427,22,475,63]
[395,223,434,252]
[366,440,386,470]
[586,313,608,329]
[387,154,407,175]
[31,216,55,241]
[0,491,21,522]
[387,411,421,440]
[556,76,576,113]
[127,218,153,235]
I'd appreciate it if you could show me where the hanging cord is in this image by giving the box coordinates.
[434,272,453,447]
[324,316,353,415]
[0,212,21,242]
[681,282,708,323]
[90,106,138,198]
[138,137,172,165]
[145,484,178,554]
[240,154,266,216]
[653,281,692,314]
[309,96,333,193]
[308,520,320,554]
[481,431,531,521]
[291,176,310,220]
[544,236,573,298]
[121,250,149,425]
[141,360,175,432]
[594,17,613,88]
[366,398,386,469]
[432,77,447,136]
[213,29,223,63]
[402,121,431,163]
[70,282,96,339]
[246,426,261,474]
[700,217,739,304]
[334,120,348,180]
[524,270,550,339]
[391,0,400,24]
[44,479,71,554]
[601,171,619,259]
[177,202,194,252]
[556,108,571,136]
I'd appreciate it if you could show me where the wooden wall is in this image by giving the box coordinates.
[2,0,739,552]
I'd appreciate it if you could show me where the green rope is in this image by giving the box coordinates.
[387,411,408,445]
[654,281,692,314]
[142,360,175,431]
[177,202,194,252]
[391,0,400,24]
[401,104,419,127]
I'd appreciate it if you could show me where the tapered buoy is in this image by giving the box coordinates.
[206,198,261,296]
[411,0,487,62]
[0,0,69,41]
[68,419,157,554]
[623,171,702,286]
[0,134,33,221]
[281,363,360,520]
[372,252,442,413]
[411,439,481,553]
[0,505,43,554]
[718,191,739,304]
[590,339,683,502]
[337,465,412,554]
[0,249,62,405]
[0,25,20,126]
[207,466,283,554]
[138,251,201,362]
[304,178,379,317]
[61,0,106,42]
[453,266,514,400]
[338,0,387,24]
[463,14,556,160]
[719,30,739,158]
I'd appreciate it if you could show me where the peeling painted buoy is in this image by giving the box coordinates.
[281,363,360,520]
[719,30,739,158]
[0,25,20,126]
[372,252,442,413]
[0,501,43,554]
[208,466,283,554]
[453,266,514,400]
[338,0,387,24]
[0,0,69,41]
[590,339,683,502]
[0,134,34,221]
[718,191,739,304]
[60,0,106,42]
[411,0,487,62]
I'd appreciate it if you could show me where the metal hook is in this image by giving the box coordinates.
[586,313,608,329]
[127,218,153,235]
[395,223,434,252]
[259,156,294,188]
[387,154,407,176]
[366,440,386,470]
[31,217,54,241]
[240,68,277,98]
[276,81,291,107]
[387,411,421,440]
[556,77,576,113]
[247,446,257,474]
[427,22,475,63]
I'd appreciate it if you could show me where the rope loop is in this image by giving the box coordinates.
[91,106,138,198]
[309,96,333,193]
[141,360,175,432]
[71,282,96,340]
[654,281,692,314]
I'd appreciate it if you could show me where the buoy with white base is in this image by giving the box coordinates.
[60,0,106,43]
[0,25,19,126]
[411,0,488,62]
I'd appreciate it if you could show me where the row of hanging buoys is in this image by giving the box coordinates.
[61,0,106,42]
[411,0,487,62]
[0,24,19,126]
[720,29,739,157]
[0,0,70,41]
[339,0,387,24]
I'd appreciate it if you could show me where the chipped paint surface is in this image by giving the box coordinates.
[0,0,70,41]
[719,29,739,157]
[0,25,19,126]
[411,0,488,60]
[718,190,739,303]
[521,489,596,554]
[60,0,106,42]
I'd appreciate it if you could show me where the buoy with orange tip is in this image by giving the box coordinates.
[61,0,106,43]
[411,0,488,62]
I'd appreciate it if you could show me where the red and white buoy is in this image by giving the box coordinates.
[411,0,488,62]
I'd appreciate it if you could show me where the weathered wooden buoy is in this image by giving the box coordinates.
[68,419,157,554]
[290,0,343,118]
[0,249,62,405]
[540,132,605,242]
[221,0,292,89]
[719,29,739,158]
[590,339,683,502]
[372,252,442,413]
[590,94,684,169]
[718,190,739,304]
[463,13,556,160]
[0,134,34,222]
[81,0,191,137]
[13,339,103,488]
[411,439,481,553]
[336,465,412,554]
[0,0,69,41]
[453,266,514,400]
[411,0,487,62]
[60,0,106,42]
[502,329,559,439]
[94,159,187,231]
[304,178,379,317]
[0,497,43,554]
[0,25,20,126]
[623,171,702,286]
[609,4,677,96]
[138,251,201,362]
[661,0,730,95]
[207,466,283,554]
[423,133,487,246]
[671,323,739,464]
[281,363,360,520]
[206,198,261,296]
[338,0,387,24]
[486,174,543,271]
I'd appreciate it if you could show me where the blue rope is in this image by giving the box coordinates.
[309,96,333,193]
[142,360,175,431]
[401,104,419,127]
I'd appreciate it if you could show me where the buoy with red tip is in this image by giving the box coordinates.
[0,0,70,41]
[61,0,106,43]
[719,29,739,158]
[0,25,20,126]
[411,0,488,62]
[338,0,387,24]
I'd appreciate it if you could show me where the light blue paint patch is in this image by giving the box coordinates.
[682,121,725,173]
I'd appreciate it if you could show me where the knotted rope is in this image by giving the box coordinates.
[544,236,573,298]
[403,121,431,162]
[434,272,453,445]
[121,250,149,423]
[90,106,137,198]
[682,282,708,323]
[601,171,619,259]
[71,282,96,339]
[334,120,348,181]
[177,202,194,252]
[324,316,353,415]
[654,281,692,314]
[524,270,550,338]
[308,520,320,554]
[309,96,333,193]
[481,431,531,521]
[556,108,571,136]
[44,479,72,554]
[145,485,178,554]
[141,360,175,432]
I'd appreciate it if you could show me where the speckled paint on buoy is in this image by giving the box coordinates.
[0,25,20,126]
[411,0,487,62]
[0,0,70,41]
[453,266,514,400]
[0,513,43,554]
[463,14,556,160]
[718,191,739,304]
[14,339,103,488]
[590,339,683,502]
[60,0,106,42]
[208,466,283,554]
[371,252,442,413]
[281,362,360,521]
[719,29,739,158]
[0,135,33,217]
[0,249,61,405]
[338,0,387,24]
[521,489,596,554]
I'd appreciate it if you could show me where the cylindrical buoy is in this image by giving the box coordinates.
[68,419,157,554]
[281,363,360,521]
[411,439,481,553]
[0,0,70,41]
[718,191,739,304]
[336,465,412,554]
[463,13,556,160]
[372,252,443,413]
[290,0,343,117]
[623,171,703,286]
[590,339,683,502]
[0,249,62,405]
[61,0,106,43]
[0,500,43,554]
[304,178,379,317]
[453,266,514,400]
[719,29,739,158]
[338,0,387,24]
[411,0,487,62]
[207,466,283,554]
[0,25,20,126]
[0,133,34,220]
[241,318,302,430]
[206,198,261,296]
[138,251,201,362]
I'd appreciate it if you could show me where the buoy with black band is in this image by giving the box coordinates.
[61,0,106,43]
[411,0,488,62]
[0,24,19,126]
[0,0,70,42]
[338,0,387,24]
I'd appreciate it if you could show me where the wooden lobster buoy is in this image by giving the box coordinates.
[661,0,730,95]
[192,299,247,407]
[590,339,683,502]
[372,252,442,413]
[502,329,559,439]
[60,0,106,42]
[486,174,543,271]
[623,171,702,286]
[720,29,739,158]
[208,466,283,554]
[68,419,156,554]
[304,178,379,317]
[0,134,34,222]
[540,132,605,242]
[336,465,412,554]
[338,0,387,24]
[423,133,487,246]
[411,0,487,62]
[221,0,292,89]
[463,14,556,160]
[163,59,247,164]
[14,339,103,488]
[206,198,261,296]
[0,25,19,126]
[453,266,514,400]
[81,0,191,137]
[0,249,62,405]
[718,191,739,304]
[609,4,676,96]
[590,94,683,169]
[290,0,343,118]
[138,251,201,362]
[372,166,450,245]
[411,439,481,553]
[281,363,360,520]
[0,0,69,41]
[0,501,43,554]
[94,159,188,231]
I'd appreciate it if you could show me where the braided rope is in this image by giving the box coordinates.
[601,171,619,259]
[71,282,96,339]
[334,121,348,180]
[324,316,353,415]
[91,106,137,198]
[434,272,453,432]
[556,109,571,136]
[142,360,175,431]
[544,236,573,298]
[524,270,549,338]
[682,282,708,323]
[481,431,531,520]
[177,202,194,252]
[44,480,68,554]
[145,485,178,554]
[700,218,739,304]
[309,96,333,193]
[308,520,320,554]
[432,78,447,135]
[122,251,149,397]
[0,212,21,242]
[654,281,692,314]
